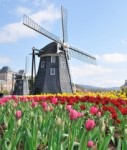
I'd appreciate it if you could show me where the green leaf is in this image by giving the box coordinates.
[122,140,127,150]
[117,139,121,150]
[99,134,112,150]
[79,131,88,150]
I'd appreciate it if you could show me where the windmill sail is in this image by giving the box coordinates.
[69,45,96,65]
[23,14,96,65]
[23,15,62,44]
[61,6,68,43]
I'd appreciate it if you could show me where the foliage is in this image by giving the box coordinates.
[0,92,127,149]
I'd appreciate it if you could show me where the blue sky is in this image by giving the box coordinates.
[0,0,127,87]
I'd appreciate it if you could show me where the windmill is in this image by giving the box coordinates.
[13,57,29,95]
[23,6,96,94]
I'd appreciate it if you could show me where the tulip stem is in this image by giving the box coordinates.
[79,130,88,150]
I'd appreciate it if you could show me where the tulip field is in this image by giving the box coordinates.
[0,91,127,150]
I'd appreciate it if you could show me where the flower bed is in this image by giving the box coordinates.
[0,93,127,149]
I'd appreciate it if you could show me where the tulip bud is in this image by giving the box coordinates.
[125,129,127,134]
[17,119,22,127]
[101,118,106,132]
[38,115,43,124]
[59,104,63,109]
[87,140,94,148]
[30,111,34,117]
[56,117,62,126]
[15,110,22,119]
[96,111,101,117]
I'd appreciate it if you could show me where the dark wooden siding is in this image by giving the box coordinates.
[59,53,72,93]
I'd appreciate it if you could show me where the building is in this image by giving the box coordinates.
[0,66,15,93]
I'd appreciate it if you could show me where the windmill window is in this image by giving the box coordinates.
[50,68,55,75]
[41,61,45,68]
[51,56,56,63]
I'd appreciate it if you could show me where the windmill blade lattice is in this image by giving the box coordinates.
[61,6,68,43]
[23,15,62,44]
[69,45,96,65]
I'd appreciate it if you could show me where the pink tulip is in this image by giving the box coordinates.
[15,110,22,119]
[77,112,84,118]
[85,119,95,131]
[31,101,38,108]
[87,140,94,148]
[0,101,5,106]
[51,97,58,104]
[44,106,50,112]
[66,105,72,112]
[42,102,48,108]
[69,109,78,120]
[96,111,102,117]
[90,106,98,115]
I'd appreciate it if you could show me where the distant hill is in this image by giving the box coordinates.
[75,84,120,92]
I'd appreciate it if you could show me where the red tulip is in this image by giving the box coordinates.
[80,105,86,110]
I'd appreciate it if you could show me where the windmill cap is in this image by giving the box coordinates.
[39,42,58,56]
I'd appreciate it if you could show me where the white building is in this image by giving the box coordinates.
[0,66,15,93]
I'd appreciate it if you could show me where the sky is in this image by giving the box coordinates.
[0,0,127,88]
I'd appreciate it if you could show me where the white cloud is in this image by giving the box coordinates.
[15,6,31,16]
[0,4,60,43]
[97,53,127,63]
[31,5,60,24]
[0,56,11,64]
[70,63,126,87]
[71,64,112,78]
[0,22,35,43]
[83,78,123,88]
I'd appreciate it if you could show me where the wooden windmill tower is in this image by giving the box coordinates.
[23,6,96,94]
[13,70,29,95]
[13,57,29,95]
